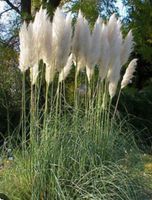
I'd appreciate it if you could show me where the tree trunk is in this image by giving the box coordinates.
[48,0,62,18]
[21,0,32,21]
[31,0,62,18]
[49,0,62,8]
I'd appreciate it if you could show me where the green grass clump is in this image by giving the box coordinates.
[0,62,149,199]
[0,114,145,200]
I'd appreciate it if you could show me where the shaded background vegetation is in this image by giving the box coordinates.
[0,0,152,151]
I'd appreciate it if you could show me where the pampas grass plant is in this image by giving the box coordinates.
[0,7,146,200]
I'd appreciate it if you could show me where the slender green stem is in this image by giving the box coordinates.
[113,89,121,119]
[43,83,49,127]
[55,78,60,137]
[30,83,35,144]
[74,60,79,134]
[22,72,26,153]
[87,81,91,130]
[74,70,78,111]
[50,81,54,113]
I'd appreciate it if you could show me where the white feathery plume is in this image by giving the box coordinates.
[30,63,39,85]
[86,16,102,81]
[107,14,117,51]
[107,14,122,66]
[109,81,118,99]
[98,23,110,80]
[72,10,84,60]
[121,58,137,89]
[121,30,134,66]
[117,19,122,30]
[86,66,94,83]
[63,12,73,65]
[52,8,72,72]
[78,17,91,71]
[108,57,121,98]
[59,54,73,82]
[107,15,121,44]
[107,14,122,96]
[87,17,102,68]
[32,7,48,61]
[31,7,49,85]
[41,17,52,66]
[71,53,76,66]
[19,21,33,72]
[19,21,28,72]
[72,10,91,72]
[41,17,55,85]
[45,64,56,85]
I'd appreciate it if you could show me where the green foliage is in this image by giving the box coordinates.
[117,82,152,151]
[31,0,41,14]
[129,0,152,63]
[64,0,118,25]
[122,0,152,88]
[31,0,62,17]
[0,44,21,140]
[67,0,99,25]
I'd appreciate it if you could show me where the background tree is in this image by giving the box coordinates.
[115,0,152,149]
[63,0,118,26]
[122,0,152,89]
